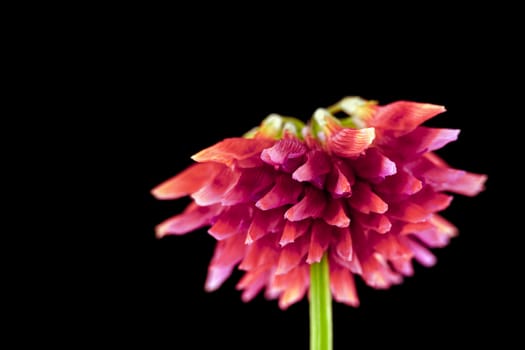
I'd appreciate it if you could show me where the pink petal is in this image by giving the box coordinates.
[330,250,362,275]
[330,264,359,307]
[151,162,225,200]
[274,265,309,309]
[205,265,235,292]
[361,253,403,289]
[348,182,388,214]
[256,174,303,210]
[221,167,275,205]
[260,138,307,172]
[387,201,430,223]
[239,235,279,271]
[276,235,309,275]
[410,214,457,248]
[280,219,311,246]
[375,170,423,197]
[191,166,240,206]
[205,235,246,291]
[208,205,251,240]
[328,127,376,158]
[402,237,437,267]
[307,220,333,263]
[353,212,392,234]
[156,203,222,238]
[285,187,326,221]
[246,207,286,244]
[323,199,350,228]
[192,138,275,166]
[236,268,271,302]
[395,127,460,156]
[370,101,446,134]
[410,187,453,212]
[326,162,353,198]
[292,150,332,188]
[335,227,353,261]
[352,148,396,181]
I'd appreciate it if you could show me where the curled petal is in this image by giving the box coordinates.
[256,174,303,210]
[285,187,326,221]
[151,162,225,200]
[307,220,333,263]
[328,127,376,158]
[411,187,453,212]
[156,203,222,238]
[222,167,275,205]
[292,150,332,188]
[323,199,350,228]
[239,235,279,271]
[369,101,446,134]
[260,138,307,172]
[191,167,240,206]
[330,264,359,307]
[387,201,430,223]
[276,235,309,275]
[353,212,392,234]
[348,182,388,214]
[208,205,251,240]
[192,138,275,166]
[246,207,286,244]
[280,219,311,246]
[326,162,353,198]
[375,170,423,197]
[353,148,396,182]
[361,253,403,289]
[335,227,353,261]
[236,268,271,302]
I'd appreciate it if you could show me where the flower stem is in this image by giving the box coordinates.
[310,255,333,350]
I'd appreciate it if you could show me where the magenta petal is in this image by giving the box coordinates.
[273,265,309,310]
[292,150,331,188]
[307,220,333,263]
[328,127,376,158]
[280,219,311,246]
[285,187,326,221]
[151,162,224,200]
[330,264,359,307]
[348,182,388,214]
[205,235,246,291]
[192,137,275,166]
[402,237,437,267]
[246,207,286,244]
[411,187,453,212]
[156,203,222,238]
[260,138,307,172]
[205,265,235,292]
[371,101,446,134]
[276,235,309,275]
[375,170,422,197]
[387,201,430,223]
[256,174,303,210]
[442,172,487,197]
[335,227,353,261]
[236,268,270,302]
[323,199,350,228]
[208,205,251,240]
[354,212,392,234]
[222,167,274,205]
[399,126,460,154]
[353,148,396,181]
[239,235,279,271]
[326,163,353,198]
[191,167,240,206]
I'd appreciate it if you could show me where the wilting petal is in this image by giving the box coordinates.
[280,219,311,246]
[151,162,225,200]
[261,138,307,172]
[335,227,353,261]
[369,101,446,134]
[352,148,396,182]
[208,205,251,240]
[285,187,326,221]
[222,167,275,205]
[276,235,309,275]
[330,263,359,307]
[328,127,376,158]
[256,174,303,210]
[156,203,222,238]
[323,199,350,228]
[307,220,333,263]
[292,150,332,188]
[192,137,275,166]
[348,182,388,214]
[191,167,240,206]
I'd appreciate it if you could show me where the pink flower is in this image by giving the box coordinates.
[152,97,487,309]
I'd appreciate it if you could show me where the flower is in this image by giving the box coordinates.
[151,97,487,309]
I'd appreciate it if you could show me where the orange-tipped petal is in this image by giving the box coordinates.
[306,220,332,263]
[330,264,359,307]
[276,235,309,275]
[208,205,250,240]
[353,148,396,181]
[326,163,353,198]
[323,199,350,228]
[280,219,311,246]
[348,182,388,214]
[191,167,240,206]
[335,227,353,261]
[292,150,331,188]
[387,201,430,223]
[155,203,222,238]
[285,187,326,221]
[370,101,446,134]
[328,127,376,158]
[256,174,303,210]
[192,138,275,166]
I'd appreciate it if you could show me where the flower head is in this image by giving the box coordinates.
[152,97,486,309]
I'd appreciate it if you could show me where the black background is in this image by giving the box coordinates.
[46,14,517,348]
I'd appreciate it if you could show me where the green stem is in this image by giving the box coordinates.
[310,255,333,350]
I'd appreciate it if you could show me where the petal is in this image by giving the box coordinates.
[361,253,403,289]
[156,203,222,238]
[348,182,388,214]
[236,267,271,302]
[260,138,307,172]
[192,138,275,166]
[353,212,392,234]
[387,201,430,223]
[328,127,376,158]
[375,170,423,197]
[239,235,279,271]
[352,148,396,182]
[151,162,225,200]
[402,237,437,267]
[330,264,359,307]
[307,220,333,263]
[335,227,353,261]
[326,162,353,198]
[208,205,251,240]
[410,214,458,248]
[205,235,246,291]
[246,207,286,244]
[280,219,311,246]
[370,101,446,134]
[410,187,453,212]
[323,199,350,228]
[256,174,303,210]
[276,235,309,275]
[191,167,240,206]
[391,127,460,157]
[274,265,309,309]
[221,167,275,205]
[292,150,332,188]
[285,187,326,221]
